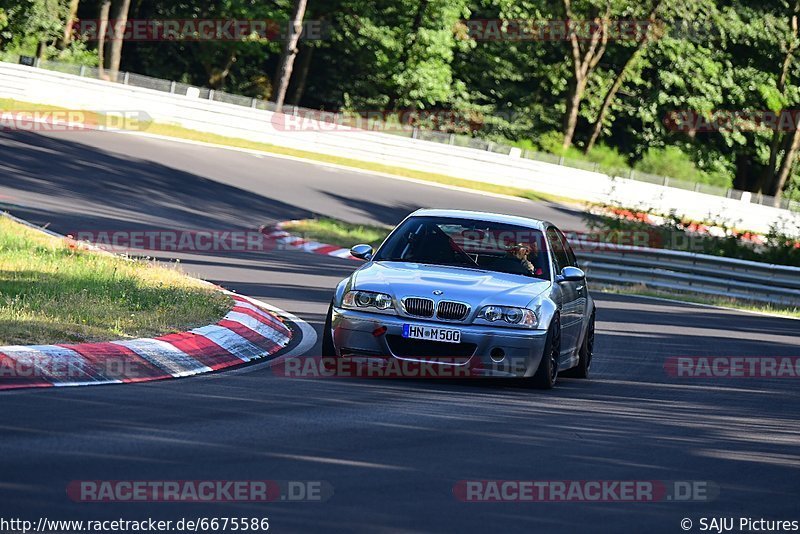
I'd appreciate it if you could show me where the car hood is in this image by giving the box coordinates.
[352,261,551,309]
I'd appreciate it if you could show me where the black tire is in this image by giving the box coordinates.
[321,301,336,357]
[563,311,594,379]
[531,315,560,389]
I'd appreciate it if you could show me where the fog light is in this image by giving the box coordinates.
[490,347,506,363]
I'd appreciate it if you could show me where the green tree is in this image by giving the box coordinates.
[0,0,67,54]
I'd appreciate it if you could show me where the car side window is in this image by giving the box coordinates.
[555,228,578,267]
[546,227,569,272]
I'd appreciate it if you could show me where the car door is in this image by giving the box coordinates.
[545,226,582,359]
[555,227,589,315]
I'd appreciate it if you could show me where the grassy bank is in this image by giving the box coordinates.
[0,98,578,207]
[0,215,232,345]
[281,218,391,248]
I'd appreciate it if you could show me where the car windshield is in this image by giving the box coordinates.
[373,216,550,280]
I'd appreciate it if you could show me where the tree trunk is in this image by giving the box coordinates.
[58,0,80,49]
[97,0,111,79]
[765,11,799,197]
[562,78,587,149]
[584,0,662,153]
[35,41,46,60]
[107,0,132,82]
[733,154,754,191]
[288,44,314,105]
[560,0,611,149]
[766,132,785,191]
[584,56,634,153]
[273,0,309,111]
[771,126,800,204]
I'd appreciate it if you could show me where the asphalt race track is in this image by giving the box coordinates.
[1,129,798,533]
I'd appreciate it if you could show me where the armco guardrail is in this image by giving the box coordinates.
[1,60,799,238]
[576,243,800,306]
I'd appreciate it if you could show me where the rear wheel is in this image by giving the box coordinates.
[563,312,594,379]
[531,315,560,389]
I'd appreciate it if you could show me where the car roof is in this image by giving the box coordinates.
[408,209,551,231]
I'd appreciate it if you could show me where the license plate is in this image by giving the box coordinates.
[402,324,461,343]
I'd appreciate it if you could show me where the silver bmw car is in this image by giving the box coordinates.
[322,209,596,388]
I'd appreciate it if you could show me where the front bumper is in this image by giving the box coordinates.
[331,307,549,378]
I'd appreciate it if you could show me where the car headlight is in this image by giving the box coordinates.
[342,290,395,313]
[476,306,537,328]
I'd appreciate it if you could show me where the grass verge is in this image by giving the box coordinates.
[0,215,232,345]
[0,98,580,206]
[281,218,391,249]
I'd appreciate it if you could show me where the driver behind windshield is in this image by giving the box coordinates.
[373,217,550,280]
[506,242,544,277]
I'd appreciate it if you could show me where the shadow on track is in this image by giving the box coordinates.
[0,130,310,230]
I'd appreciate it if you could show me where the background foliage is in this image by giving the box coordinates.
[3,0,800,202]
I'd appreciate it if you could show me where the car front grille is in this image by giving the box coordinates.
[436,301,469,321]
[403,297,434,318]
[386,335,476,359]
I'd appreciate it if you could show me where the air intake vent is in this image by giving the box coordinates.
[403,297,435,318]
[437,301,469,321]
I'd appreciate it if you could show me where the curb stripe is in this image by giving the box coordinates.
[313,244,343,255]
[112,338,214,377]
[0,217,296,392]
[229,306,291,337]
[260,223,360,262]
[232,300,290,327]
[0,294,293,390]
[60,342,165,383]
[3,345,102,384]
[223,311,289,346]
[190,325,268,362]
[158,333,239,371]
[217,319,280,354]
[0,351,54,389]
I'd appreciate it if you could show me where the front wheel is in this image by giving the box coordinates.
[321,301,336,357]
[531,315,560,389]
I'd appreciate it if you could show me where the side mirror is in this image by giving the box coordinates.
[350,244,374,261]
[559,266,585,282]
